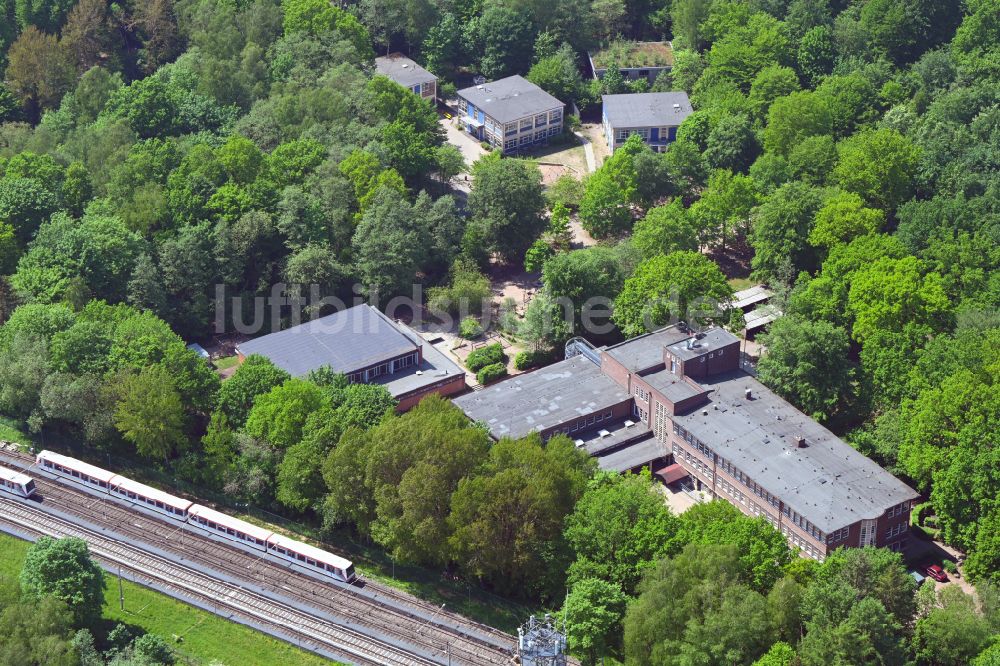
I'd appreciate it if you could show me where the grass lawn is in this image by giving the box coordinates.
[212,356,240,371]
[0,417,34,447]
[0,533,337,666]
[728,277,754,291]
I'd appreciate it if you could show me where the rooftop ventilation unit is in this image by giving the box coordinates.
[624,420,636,429]
[702,408,709,416]
[745,388,752,400]
[673,103,681,109]
[796,436,807,448]
[598,429,611,438]
[574,439,585,448]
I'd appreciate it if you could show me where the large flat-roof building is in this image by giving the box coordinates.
[454,325,918,561]
[456,75,563,154]
[602,92,693,153]
[236,305,466,411]
[375,53,437,103]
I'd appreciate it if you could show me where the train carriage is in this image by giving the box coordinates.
[0,467,35,498]
[187,504,272,552]
[36,450,116,492]
[109,476,192,521]
[267,533,356,583]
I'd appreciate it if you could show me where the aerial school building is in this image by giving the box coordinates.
[455,325,918,561]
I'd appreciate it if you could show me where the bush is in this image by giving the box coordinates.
[466,342,506,371]
[477,362,507,384]
[440,81,457,99]
[942,559,958,574]
[459,317,484,339]
[514,350,534,370]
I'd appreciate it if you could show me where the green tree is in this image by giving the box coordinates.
[527,44,583,104]
[847,255,952,343]
[465,5,535,79]
[833,128,921,213]
[449,434,595,596]
[114,365,187,460]
[763,91,832,156]
[624,544,777,666]
[244,377,328,449]
[0,594,79,664]
[749,180,824,283]
[20,536,105,630]
[276,438,326,513]
[579,169,632,238]
[748,65,800,119]
[809,191,884,250]
[913,587,993,666]
[756,316,854,421]
[787,134,837,187]
[797,25,835,84]
[564,471,679,594]
[614,251,733,336]
[632,199,700,259]
[0,176,60,246]
[753,641,795,666]
[562,578,628,666]
[467,155,546,263]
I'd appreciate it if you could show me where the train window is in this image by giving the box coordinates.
[307,558,315,566]
[99,481,107,488]
[297,553,305,562]
[156,501,163,508]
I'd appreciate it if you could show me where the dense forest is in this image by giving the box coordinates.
[1,0,1000,663]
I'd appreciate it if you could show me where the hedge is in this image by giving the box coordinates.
[466,343,506,372]
[477,362,508,385]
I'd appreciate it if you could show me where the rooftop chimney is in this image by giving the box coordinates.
[744,388,752,400]
[796,436,807,448]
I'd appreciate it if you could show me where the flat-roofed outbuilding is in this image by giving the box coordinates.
[375,53,437,102]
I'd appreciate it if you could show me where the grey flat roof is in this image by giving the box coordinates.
[236,305,418,377]
[603,92,693,128]
[668,327,739,361]
[580,419,652,456]
[642,368,705,403]
[375,53,436,88]
[604,326,689,372]
[457,75,563,124]
[376,330,464,398]
[596,434,665,472]
[453,355,629,440]
[672,371,918,533]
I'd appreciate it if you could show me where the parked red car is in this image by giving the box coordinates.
[926,564,949,582]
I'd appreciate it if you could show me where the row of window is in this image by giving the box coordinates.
[674,423,827,541]
[614,126,676,141]
[886,523,906,539]
[827,527,850,544]
[347,352,418,384]
[503,127,561,150]
[192,515,267,546]
[634,385,649,401]
[268,544,344,574]
[886,502,909,518]
[552,410,614,436]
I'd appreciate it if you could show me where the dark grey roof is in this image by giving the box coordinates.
[603,326,689,372]
[375,53,436,88]
[376,329,463,398]
[672,371,918,533]
[668,327,739,361]
[457,75,563,124]
[596,434,665,472]
[236,305,418,377]
[642,369,705,403]
[602,92,693,128]
[453,355,629,439]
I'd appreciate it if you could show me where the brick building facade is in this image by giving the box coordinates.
[456,325,918,560]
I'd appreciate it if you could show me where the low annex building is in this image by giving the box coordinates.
[456,75,564,154]
[375,53,437,103]
[602,92,692,153]
[454,325,918,561]
[236,304,466,411]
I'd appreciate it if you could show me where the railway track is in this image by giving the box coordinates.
[0,497,436,666]
[0,450,516,665]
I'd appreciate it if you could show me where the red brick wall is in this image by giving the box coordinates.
[600,352,632,391]
[394,374,467,412]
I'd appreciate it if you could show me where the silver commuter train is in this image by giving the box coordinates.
[35,450,356,583]
[0,466,36,498]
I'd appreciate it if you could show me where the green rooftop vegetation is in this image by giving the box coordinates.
[591,41,675,69]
